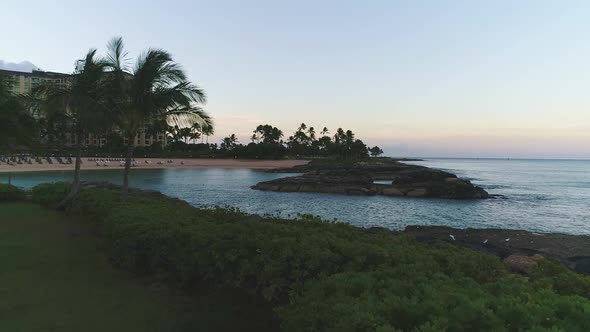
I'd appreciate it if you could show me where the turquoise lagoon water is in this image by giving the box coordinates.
[4,159,589,235]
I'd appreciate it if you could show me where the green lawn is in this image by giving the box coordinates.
[0,202,277,332]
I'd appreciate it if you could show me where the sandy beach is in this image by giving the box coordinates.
[0,158,310,173]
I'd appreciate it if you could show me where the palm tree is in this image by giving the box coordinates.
[202,125,214,144]
[333,128,345,144]
[298,123,307,132]
[307,126,316,142]
[221,133,239,150]
[178,127,193,144]
[190,122,204,143]
[189,127,202,144]
[253,124,283,145]
[103,37,212,194]
[34,50,109,205]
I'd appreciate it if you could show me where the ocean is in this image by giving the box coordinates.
[5,158,589,235]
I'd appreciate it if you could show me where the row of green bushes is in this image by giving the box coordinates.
[31,183,590,331]
[0,183,26,201]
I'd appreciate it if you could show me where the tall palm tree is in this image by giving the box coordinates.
[202,125,214,144]
[103,37,212,194]
[190,122,204,143]
[307,126,316,142]
[221,133,239,150]
[189,126,202,144]
[34,50,109,206]
[253,124,283,145]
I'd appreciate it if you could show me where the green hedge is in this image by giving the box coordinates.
[30,183,590,331]
[280,269,590,332]
[86,194,507,301]
[0,183,26,201]
[31,182,70,206]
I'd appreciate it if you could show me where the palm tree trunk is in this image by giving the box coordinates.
[57,131,83,209]
[122,133,135,197]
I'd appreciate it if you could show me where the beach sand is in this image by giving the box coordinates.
[0,158,309,173]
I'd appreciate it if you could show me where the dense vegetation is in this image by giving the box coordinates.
[136,123,383,159]
[0,183,26,201]
[31,183,590,331]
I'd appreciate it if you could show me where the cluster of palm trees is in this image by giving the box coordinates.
[216,123,383,159]
[168,123,214,144]
[285,124,379,159]
[220,134,239,150]
[3,37,212,204]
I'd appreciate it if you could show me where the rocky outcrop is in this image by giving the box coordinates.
[253,159,489,199]
[503,254,544,274]
[404,225,590,275]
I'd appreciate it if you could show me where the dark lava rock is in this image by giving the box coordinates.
[254,158,489,199]
[404,225,590,275]
[569,256,590,275]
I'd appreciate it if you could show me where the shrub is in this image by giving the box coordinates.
[31,182,70,206]
[33,183,590,331]
[279,270,590,332]
[0,183,26,201]
[67,188,122,221]
[98,201,507,301]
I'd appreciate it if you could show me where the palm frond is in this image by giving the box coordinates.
[105,37,130,72]
[134,49,187,91]
[173,81,207,104]
[165,106,213,129]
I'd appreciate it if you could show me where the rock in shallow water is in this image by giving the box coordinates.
[254,158,489,199]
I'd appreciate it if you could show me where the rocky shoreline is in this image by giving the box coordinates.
[403,225,590,275]
[253,158,489,199]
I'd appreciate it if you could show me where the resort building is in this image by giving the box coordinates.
[64,131,168,148]
[0,68,69,95]
[1,68,167,148]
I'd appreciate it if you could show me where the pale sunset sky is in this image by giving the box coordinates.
[2,1,589,159]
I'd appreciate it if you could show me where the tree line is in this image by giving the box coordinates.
[46,121,384,161]
[212,123,383,159]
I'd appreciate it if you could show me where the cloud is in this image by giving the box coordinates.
[0,60,39,72]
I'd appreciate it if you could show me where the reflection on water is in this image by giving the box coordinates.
[5,159,590,235]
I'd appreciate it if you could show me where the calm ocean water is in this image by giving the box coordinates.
[4,159,590,235]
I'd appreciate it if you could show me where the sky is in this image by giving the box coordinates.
[2,0,589,159]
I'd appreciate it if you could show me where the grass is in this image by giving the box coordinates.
[0,202,277,332]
